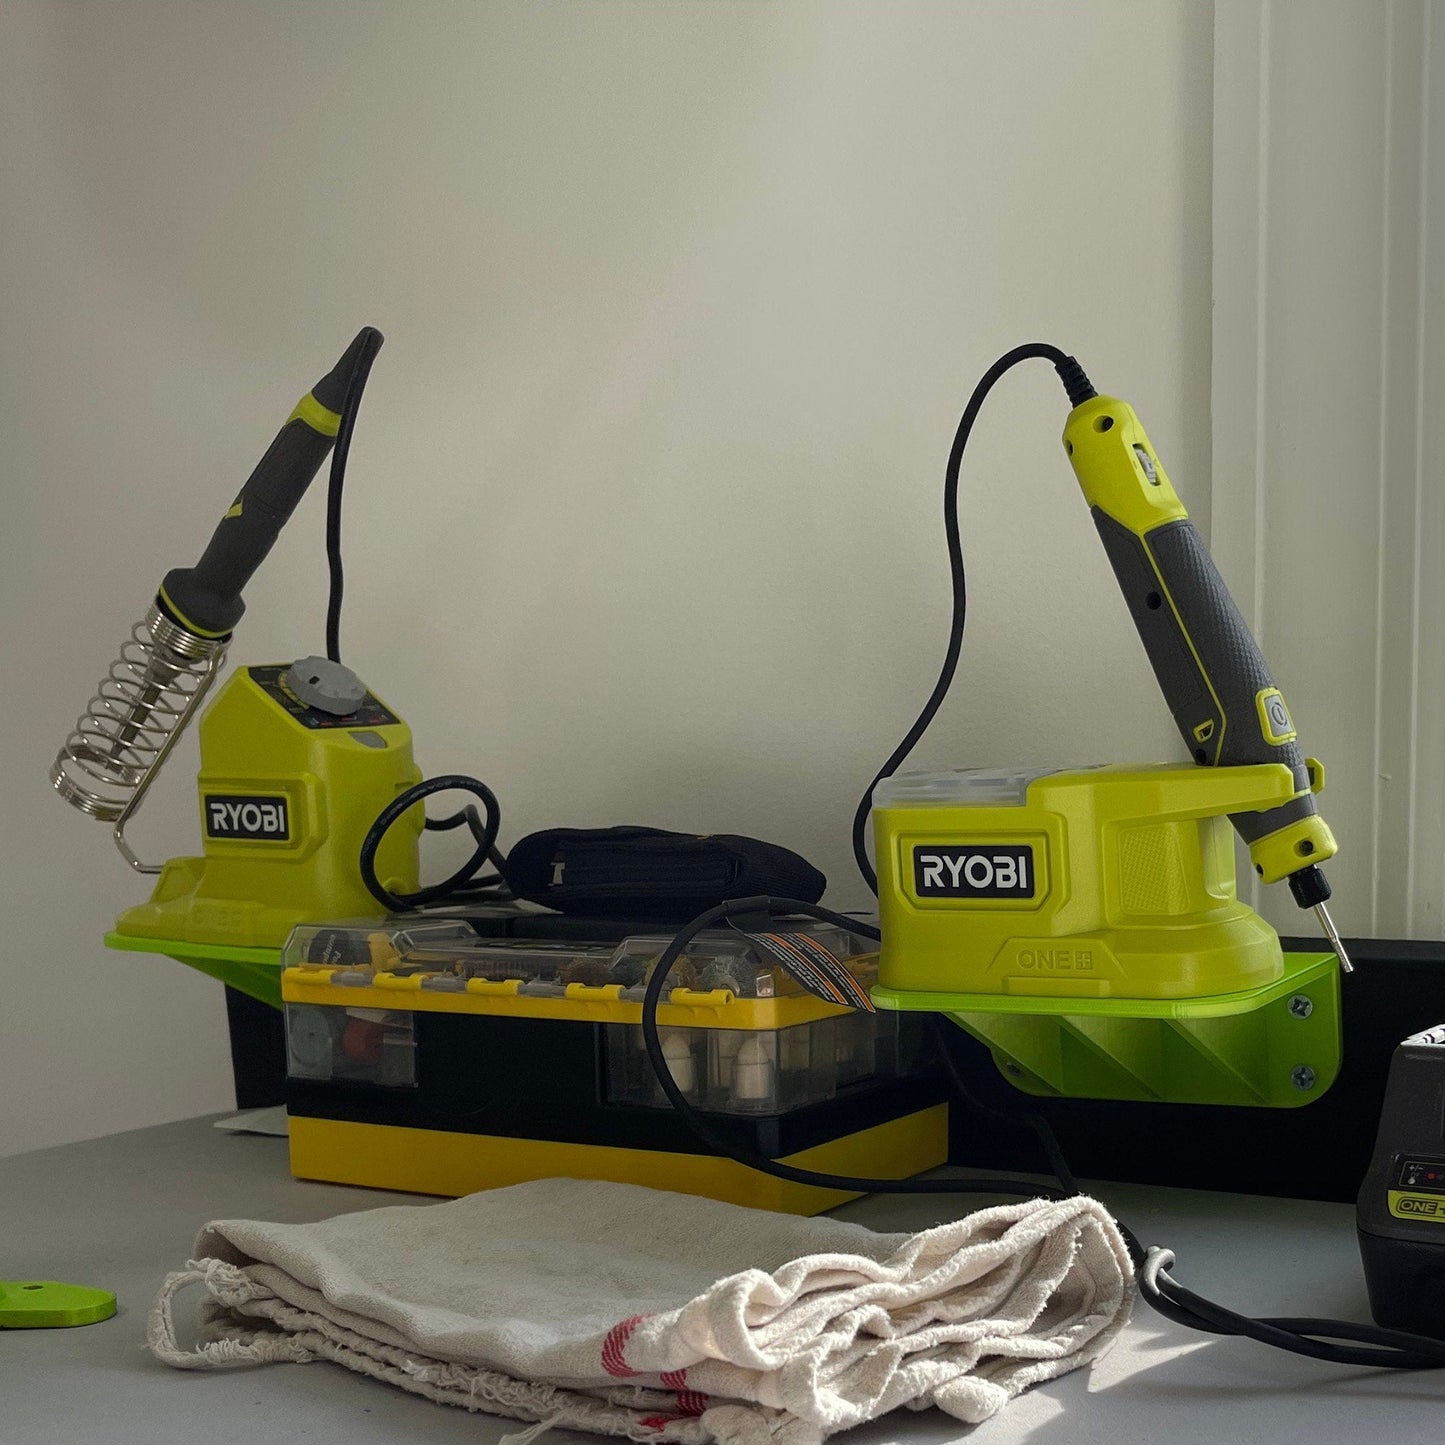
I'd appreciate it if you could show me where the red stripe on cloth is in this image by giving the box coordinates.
[601,1313,649,1377]
[658,1369,708,1417]
[640,1416,678,1431]
[676,1390,710,1417]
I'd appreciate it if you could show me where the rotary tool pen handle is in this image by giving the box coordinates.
[157,327,383,639]
[1062,394,1337,886]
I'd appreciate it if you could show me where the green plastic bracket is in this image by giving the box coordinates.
[105,931,283,1010]
[874,951,1342,1108]
[0,1280,117,1328]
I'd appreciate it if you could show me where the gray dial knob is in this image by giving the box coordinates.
[286,655,368,716]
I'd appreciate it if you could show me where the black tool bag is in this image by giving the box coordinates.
[504,826,826,920]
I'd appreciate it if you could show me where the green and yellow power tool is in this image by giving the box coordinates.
[51,328,433,1005]
[1065,386,1341,927]
[867,345,1347,1108]
[32,330,414,1330]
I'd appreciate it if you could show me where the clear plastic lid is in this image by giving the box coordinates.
[282,918,876,1001]
[872,765,1071,808]
[283,920,480,970]
[444,943,616,989]
[611,925,870,999]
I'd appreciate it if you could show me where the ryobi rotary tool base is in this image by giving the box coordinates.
[872,762,1343,1107]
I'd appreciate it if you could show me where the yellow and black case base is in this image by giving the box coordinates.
[280,941,948,1215]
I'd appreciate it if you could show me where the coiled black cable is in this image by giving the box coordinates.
[639,894,1081,1205]
[358,774,508,910]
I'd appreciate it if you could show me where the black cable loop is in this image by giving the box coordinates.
[360,774,504,910]
[640,895,1073,1203]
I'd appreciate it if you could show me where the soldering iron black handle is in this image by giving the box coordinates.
[157,327,383,638]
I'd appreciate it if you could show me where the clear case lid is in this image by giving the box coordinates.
[283,920,479,971]
[283,918,876,1000]
[872,765,1074,808]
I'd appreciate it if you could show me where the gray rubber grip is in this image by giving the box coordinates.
[160,422,335,634]
[157,328,379,636]
[1092,509,1318,846]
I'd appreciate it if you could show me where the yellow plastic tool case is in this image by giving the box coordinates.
[280,919,949,1214]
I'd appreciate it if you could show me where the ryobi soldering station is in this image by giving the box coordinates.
[38,328,1445,1371]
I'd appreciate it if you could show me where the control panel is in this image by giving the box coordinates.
[249,664,401,730]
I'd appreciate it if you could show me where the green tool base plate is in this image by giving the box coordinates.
[0,1281,117,1328]
[874,951,1342,1108]
[105,932,282,1010]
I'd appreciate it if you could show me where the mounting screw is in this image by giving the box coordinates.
[1003,1062,1024,1078]
[1288,995,1314,1019]
[1291,1065,1317,1091]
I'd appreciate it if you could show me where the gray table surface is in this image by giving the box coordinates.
[0,1115,1437,1443]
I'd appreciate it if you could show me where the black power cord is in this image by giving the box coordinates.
[851,343,1094,891]
[358,773,508,911]
[928,1016,1081,1194]
[639,894,1082,1207]
[323,331,1445,1366]
[641,345,1445,1372]
[641,894,1445,1370]
[317,334,511,909]
[325,326,385,666]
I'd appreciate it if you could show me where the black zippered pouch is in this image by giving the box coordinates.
[504,826,826,919]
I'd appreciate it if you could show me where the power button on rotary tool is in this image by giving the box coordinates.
[1256,687,1297,745]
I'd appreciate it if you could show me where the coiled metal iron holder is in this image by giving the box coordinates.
[51,604,227,873]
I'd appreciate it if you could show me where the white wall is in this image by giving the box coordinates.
[1214,0,1445,940]
[0,0,1214,1156]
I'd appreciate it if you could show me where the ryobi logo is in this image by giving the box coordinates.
[1389,1191,1445,1222]
[205,794,290,841]
[913,845,1034,899]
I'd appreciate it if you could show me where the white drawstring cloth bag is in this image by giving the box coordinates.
[149,1177,1133,1445]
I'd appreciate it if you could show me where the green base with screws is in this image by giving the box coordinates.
[0,1280,117,1328]
[873,951,1341,1107]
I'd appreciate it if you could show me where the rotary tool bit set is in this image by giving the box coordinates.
[47,325,1445,1367]
[278,919,945,1210]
